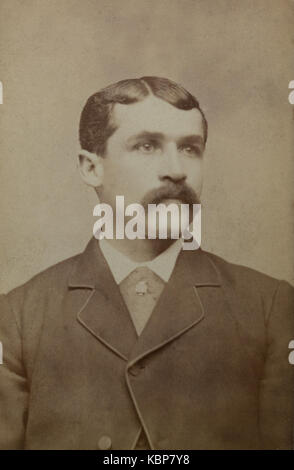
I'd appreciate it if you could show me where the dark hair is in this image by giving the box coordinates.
[79,76,208,156]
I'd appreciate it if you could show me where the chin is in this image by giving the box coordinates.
[145,219,182,241]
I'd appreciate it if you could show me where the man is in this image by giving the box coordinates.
[0,77,293,450]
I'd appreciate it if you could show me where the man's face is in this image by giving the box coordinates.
[100,95,205,221]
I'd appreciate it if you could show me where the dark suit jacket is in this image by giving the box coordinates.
[0,238,293,450]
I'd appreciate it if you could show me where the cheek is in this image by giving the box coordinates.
[185,160,203,187]
[117,156,159,190]
[103,159,154,204]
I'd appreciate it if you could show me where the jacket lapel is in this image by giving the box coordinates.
[128,247,221,363]
[69,238,223,364]
[68,238,138,360]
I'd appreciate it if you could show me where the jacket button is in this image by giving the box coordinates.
[129,363,145,376]
[98,435,112,450]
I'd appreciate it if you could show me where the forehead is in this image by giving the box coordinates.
[111,95,204,139]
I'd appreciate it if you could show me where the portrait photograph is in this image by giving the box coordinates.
[0,0,293,452]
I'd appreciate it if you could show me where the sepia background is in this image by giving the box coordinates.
[0,0,293,292]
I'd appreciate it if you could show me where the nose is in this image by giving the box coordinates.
[158,145,187,184]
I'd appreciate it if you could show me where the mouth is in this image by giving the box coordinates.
[141,182,200,209]
[160,198,184,205]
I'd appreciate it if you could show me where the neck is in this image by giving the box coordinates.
[104,237,176,262]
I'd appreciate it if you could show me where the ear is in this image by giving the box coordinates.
[78,149,104,188]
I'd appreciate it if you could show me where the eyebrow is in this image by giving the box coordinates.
[126,131,204,146]
[177,135,204,147]
[126,132,165,146]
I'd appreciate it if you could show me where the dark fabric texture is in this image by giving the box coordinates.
[0,238,293,450]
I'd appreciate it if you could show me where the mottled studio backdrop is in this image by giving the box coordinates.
[0,0,293,292]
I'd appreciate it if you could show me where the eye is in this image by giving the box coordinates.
[135,142,157,154]
[179,145,201,157]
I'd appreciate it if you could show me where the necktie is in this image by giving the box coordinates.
[119,266,166,336]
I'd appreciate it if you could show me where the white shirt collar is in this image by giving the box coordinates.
[99,238,183,284]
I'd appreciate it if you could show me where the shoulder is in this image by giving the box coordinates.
[203,250,283,289]
[2,252,81,315]
[197,249,294,320]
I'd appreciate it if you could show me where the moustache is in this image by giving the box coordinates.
[140,181,200,209]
